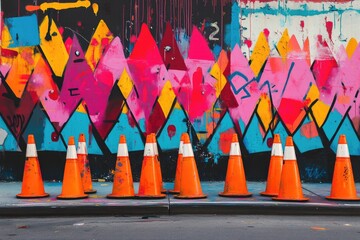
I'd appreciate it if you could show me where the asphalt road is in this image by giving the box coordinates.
[0,215,359,240]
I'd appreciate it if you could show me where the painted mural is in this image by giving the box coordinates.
[0,0,359,181]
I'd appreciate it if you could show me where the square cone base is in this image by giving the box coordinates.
[272,196,309,202]
[260,191,278,197]
[16,193,49,199]
[84,189,97,194]
[168,190,180,194]
[174,194,207,199]
[136,194,167,199]
[106,194,135,199]
[219,192,252,198]
[326,196,360,201]
[57,194,88,200]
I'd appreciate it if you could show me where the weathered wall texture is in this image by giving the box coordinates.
[0,0,359,181]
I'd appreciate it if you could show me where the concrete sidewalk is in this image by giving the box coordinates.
[0,182,359,216]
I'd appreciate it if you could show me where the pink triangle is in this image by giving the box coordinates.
[95,36,128,86]
[188,26,214,61]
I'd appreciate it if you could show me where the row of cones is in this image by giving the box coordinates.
[17,132,359,201]
[17,134,96,199]
[260,134,359,201]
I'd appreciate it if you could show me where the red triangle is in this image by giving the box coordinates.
[159,22,187,71]
[129,23,163,64]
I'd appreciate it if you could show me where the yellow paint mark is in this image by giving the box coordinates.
[311,226,327,231]
[346,38,358,59]
[158,81,176,118]
[277,29,290,59]
[92,3,99,16]
[117,69,133,99]
[210,50,228,98]
[76,101,87,113]
[39,16,69,77]
[257,94,272,131]
[311,101,330,127]
[210,63,226,98]
[85,20,113,70]
[250,32,270,77]
[6,47,36,98]
[26,0,91,12]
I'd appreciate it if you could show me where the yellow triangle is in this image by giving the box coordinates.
[122,104,129,114]
[250,32,270,77]
[277,29,290,59]
[85,19,114,70]
[76,101,87,113]
[346,38,358,59]
[158,81,176,118]
[39,16,69,77]
[117,68,133,99]
[174,101,182,110]
[256,93,272,131]
[311,101,330,127]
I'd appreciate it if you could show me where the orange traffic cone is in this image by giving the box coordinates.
[219,134,252,197]
[77,134,96,194]
[137,134,166,199]
[152,133,166,193]
[326,135,360,201]
[107,135,135,199]
[273,137,308,202]
[175,133,207,199]
[57,136,88,199]
[16,135,49,198]
[260,134,284,197]
[169,133,185,194]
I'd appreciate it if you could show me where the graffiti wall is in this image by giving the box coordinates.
[0,0,359,182]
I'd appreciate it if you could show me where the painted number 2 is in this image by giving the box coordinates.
[209,22,219,41]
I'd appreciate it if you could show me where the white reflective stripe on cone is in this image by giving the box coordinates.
[26,144,38,158]
[66,145,78,159]
[230,142,241,156]
[271,143,283,156]
[183,143,194,157]
[153,143,159,155]
[77,142,87,154]
[337,144,350,158]
[117,143,129,157]
[178,141,184,155]
[144,143,155,156]
[283,146,296,160]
